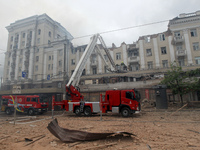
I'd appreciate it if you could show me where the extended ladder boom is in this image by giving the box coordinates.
[67,34,99,87]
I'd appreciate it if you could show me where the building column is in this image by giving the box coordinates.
[168,36,175,63]
[153,38,160,68]
[18,33,21,49]
[139,40,145,69]
[98,54,102,73]
[43,53,47,80]
[28,48,34,79]
[53,50,57,77]
[86,59,90,74]
[110,50,114,70]
[122,43,128,66]
[183,29,193,64]
[14,50,20,80]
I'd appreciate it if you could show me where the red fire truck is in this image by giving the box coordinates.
[53,34,141,117]
[1,95,48,115]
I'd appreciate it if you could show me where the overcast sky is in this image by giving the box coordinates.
[0,0,200,76]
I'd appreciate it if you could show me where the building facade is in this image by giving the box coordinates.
[1,11,200,101]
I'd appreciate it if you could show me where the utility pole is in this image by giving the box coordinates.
[63,38,69,100]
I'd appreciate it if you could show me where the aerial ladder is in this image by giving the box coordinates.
[65,33,118,102]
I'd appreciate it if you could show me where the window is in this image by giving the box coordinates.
[91,55,97,63]
[59,49,63,56]
[49,56,51,60]
[193,42,199,51]
[92,67,97,74]
[116,53,121,60]
[48,40,51,44]
[59,60,62,67]
[145,36,151,43]
[26,98,30,102]
[178,57,185,66]
[82,69,86,76]
[161,47,167,54]
[104,66,109,73]
[71,59,75,65]
[190,29,197,37]
[195,57,200,64]
[51,64,53,70]
[162,60,168,68]
[104,55,108,62]
[38,29,41,35]
[146,49,152,56]
[147,61,153,69]
[52,55,54,60]
[174,31,181,37]
[36,56,39,62]
[31,98,37,103]
[35,65,38,71]
[23,33,25,38]
[22,41,25,47]
[36,48,39,53]
[8,61,10,66]
[11,36,13,42]
[92,79,97,84]
[49,31,51,37]
[71,70,74,75]
[129,64,140,71]
[19,58,22,63]
[57,34,60,38]
[10,45,12,49]
[176,44,182,50]
[160,34,165,41]
[48,64,51,70]
[126,91,133,100]
[37,38,40,44]
[59,71,62,77]
[19,67,21,72]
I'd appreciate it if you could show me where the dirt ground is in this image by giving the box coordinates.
[0,107,200,150]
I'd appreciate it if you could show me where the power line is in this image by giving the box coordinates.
[73,19,169,39]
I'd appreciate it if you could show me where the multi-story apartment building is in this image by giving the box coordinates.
[2,14,73,94]
[1,11,200,101]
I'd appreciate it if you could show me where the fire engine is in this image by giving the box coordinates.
[53,34,141,117]
[1,95,48,115]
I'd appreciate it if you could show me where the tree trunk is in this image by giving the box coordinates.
[180,94,183,106]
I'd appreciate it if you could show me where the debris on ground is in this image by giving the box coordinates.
[47,118,134,143]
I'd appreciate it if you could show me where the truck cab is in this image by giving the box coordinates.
[101,89,141,117]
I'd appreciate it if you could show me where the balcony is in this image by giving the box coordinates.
[128,56,140,63]
[172,36,184,45]
[90,60,98,67]
[176,50,187,57]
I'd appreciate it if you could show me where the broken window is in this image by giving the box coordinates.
[71,59,75,65]
[145,36,151,43]
[160,34,165,41]
[161,47,167,54]
[116,53,121,60]
[190,29,197,37]
[193,42,199,51]
[146,49,152,56]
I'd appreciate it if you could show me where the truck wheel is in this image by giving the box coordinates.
[84,107,92,116]
[121,107,130,117]
[75,107,81,116]
[5,108,12,115]
[28,108,35,116]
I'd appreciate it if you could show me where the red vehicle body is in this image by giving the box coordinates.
[1,95,48,115]
[54,88,141,117]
